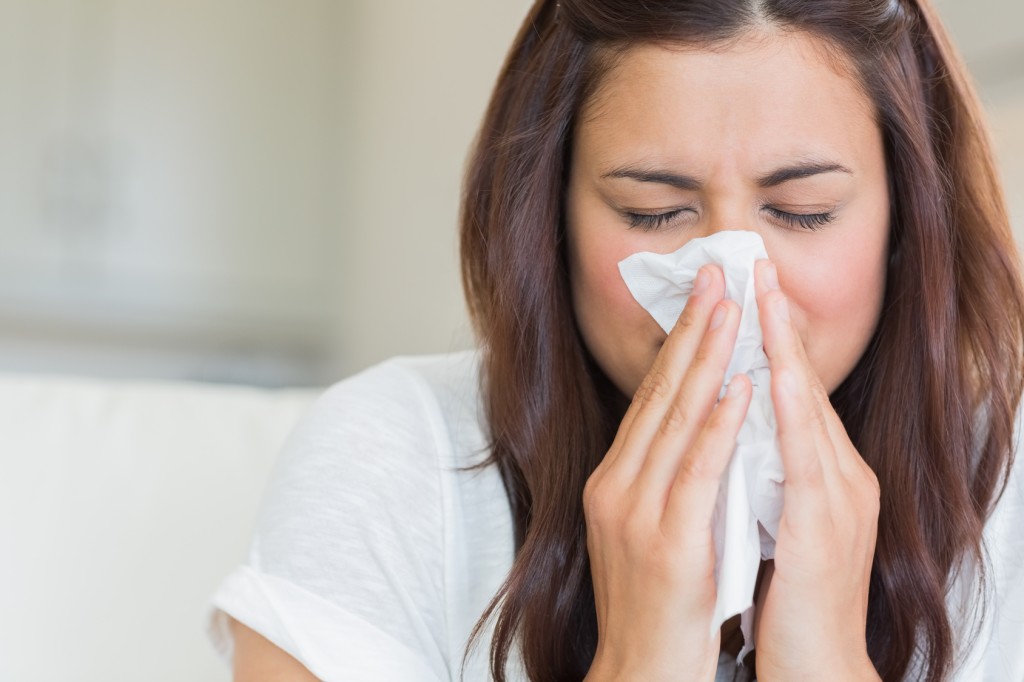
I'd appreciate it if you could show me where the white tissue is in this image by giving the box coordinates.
[617,230,784,663]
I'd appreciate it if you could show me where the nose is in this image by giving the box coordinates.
[689,200,767,242]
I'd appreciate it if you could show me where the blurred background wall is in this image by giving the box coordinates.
[0,0,1020,388]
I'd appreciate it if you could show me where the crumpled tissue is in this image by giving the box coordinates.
[617,230,785,663]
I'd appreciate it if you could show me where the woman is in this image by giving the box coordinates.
[208,1,1024,680]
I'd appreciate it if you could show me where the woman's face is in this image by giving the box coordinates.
[565,31,890,399]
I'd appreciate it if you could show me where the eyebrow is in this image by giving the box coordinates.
[601,160,853,189]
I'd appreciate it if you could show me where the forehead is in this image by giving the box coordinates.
[575,32,879,174]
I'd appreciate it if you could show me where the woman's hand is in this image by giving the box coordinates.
[751,258,882,681]
[582,264,753,682]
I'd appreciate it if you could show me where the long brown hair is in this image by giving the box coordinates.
[458,1,1024,680]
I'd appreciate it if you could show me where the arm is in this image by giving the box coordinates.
[229,616,321,682]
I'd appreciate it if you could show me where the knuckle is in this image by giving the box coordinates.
[808,402,829,434]
[692,332,732,373]
[583,492,611,527]
[864,466,881,495]
[659,393,693,434]
[582,476,609,523]
[691,342,712,367]
[867,493,881,520]
[809,375,830,404]
[634,369,673,406]
[862,467,882,509]
[677,453,711,483]
[583,473,634,530]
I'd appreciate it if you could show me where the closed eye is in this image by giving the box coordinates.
[763,206,836,231]
[622,206,837,232]
[623,209,688,231]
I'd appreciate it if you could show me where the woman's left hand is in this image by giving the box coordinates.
[751,258,882,682]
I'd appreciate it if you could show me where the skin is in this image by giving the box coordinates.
[571,30,888,681]
[224,26,891,682]
[566,34,889,397]
[228,616,319,681]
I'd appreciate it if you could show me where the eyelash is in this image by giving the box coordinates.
[625,210,686,231]
[763,206,837,230]
[624,207,837,232]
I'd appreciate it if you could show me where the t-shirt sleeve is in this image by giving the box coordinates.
[206,360,452,682]
[974,411,1024,680]
[946,401,1024,681]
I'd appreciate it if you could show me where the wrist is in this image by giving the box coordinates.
[586,645,720,682]
[757,651,879,682]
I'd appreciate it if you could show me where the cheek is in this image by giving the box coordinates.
[573,231,655,331]
[776,236,887,390]
[569,226,668,395]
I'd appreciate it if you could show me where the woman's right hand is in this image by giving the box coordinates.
[582,263,752,682]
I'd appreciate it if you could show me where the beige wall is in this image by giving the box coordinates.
[327,1,531,378]
[935,0,1024,243]
[0,0,344,386]
[987,87,1024,239]
[327,0,1024,380]
[0,1,1019,386]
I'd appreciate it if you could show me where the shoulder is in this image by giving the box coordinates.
[247,349,495,588]
[217,350,490,679]
[310,348,483,441]
[208,349,508,682]
[259,347,487,513]
[275,348,486,477]
[306,348,481,431]
[950,398,1024,679]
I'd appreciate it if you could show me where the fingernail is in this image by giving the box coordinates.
[763,262,779,291]
[693,267,711,295]
[710,302,727,330]
[775,295,790,322]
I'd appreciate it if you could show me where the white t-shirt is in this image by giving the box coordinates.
[206,349,1024,681]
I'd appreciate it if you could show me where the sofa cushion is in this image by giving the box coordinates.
[0,371,321,682]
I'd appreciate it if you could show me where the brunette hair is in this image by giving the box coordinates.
[458,0,1024,680]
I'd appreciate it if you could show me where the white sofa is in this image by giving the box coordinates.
[0,370,324,682]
